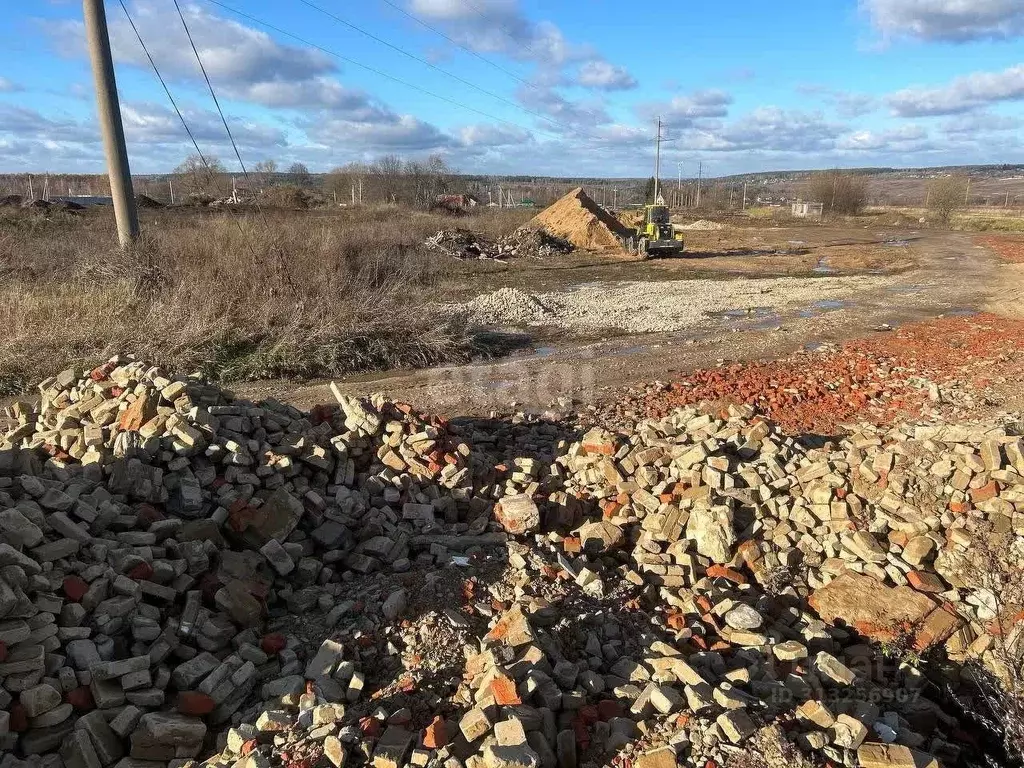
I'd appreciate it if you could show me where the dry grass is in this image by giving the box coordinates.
[0,204,531,393]
[950,526,1024,762]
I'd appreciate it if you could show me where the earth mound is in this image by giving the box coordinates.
[529,187,631,252]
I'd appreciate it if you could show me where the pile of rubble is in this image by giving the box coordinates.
[424,228,574,261]
[0,358,1022,768]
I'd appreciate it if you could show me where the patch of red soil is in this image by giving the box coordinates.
[976,234,1024,264]
[644,313,1024,435]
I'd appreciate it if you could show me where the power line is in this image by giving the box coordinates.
[117,0,212,170]
[375,0,532,88]
[201,0,557,140]
[173,0,256,189]
[294,0,570,136]
[169,0,270,255]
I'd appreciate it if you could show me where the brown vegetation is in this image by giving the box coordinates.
[804,171,869,215]
[927,175,970,223]
[0,204,530,393]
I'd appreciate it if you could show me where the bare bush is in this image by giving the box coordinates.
[804,171,868,216]
[927,175,970,223]
[949,525,1024,761]
[172,154,228,198]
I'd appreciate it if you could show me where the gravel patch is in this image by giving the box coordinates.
[450,274,897,333]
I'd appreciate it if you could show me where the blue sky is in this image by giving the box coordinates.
[1,0,1023,176]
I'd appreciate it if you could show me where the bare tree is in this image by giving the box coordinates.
[252,159,278,190]
[173,154,227,198]
[287,162,313,188]
[324,162,368,204]
[805,171,868,215]
[926,175,970,224]
[370,155,404,204]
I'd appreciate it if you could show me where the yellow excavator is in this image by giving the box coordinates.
[633,118,685,259]
[637,203,684,259]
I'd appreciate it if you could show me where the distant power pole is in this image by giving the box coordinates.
[653,117,663,204]
[84,0,139,247]
[168,179,174,204]
[695,161,703,209]
[742,182,747,211]
[964,177,971,205]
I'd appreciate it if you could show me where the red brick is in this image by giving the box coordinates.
[128,562,154,581]
[261,633,287,655]
[491,675,521,706]
[66,686,94,710]
[177,691,216,716]
[423,716,449,749]
[63,576,89,602]
[970,480,999,503]
[907,570,945,593]
[706,564,748,585]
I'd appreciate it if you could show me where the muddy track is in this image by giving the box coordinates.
[238,230,1009,417]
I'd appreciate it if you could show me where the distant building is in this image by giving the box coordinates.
[436,194,479,208]
[791,201,824,218]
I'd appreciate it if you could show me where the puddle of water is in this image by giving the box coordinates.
[531,346,558,358]
[944,308,978,317]
[711,306,774,320]
[798,299,849,318]
[709,306,784,332]
[750,314,784,331]
[884,238,910,247]
[812,256,837,274]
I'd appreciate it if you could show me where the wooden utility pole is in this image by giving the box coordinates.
[695,162,703,209]
[84,0,139,247]
[742,182,747,211]
[964,177,971,205]
[653,117,663,204]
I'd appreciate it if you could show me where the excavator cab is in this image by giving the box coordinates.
[637,204,684,259]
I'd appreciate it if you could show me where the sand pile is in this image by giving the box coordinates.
[678,219,724,231]
[529,186,631,251]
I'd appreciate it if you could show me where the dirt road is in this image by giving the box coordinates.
[240,229,1008,416]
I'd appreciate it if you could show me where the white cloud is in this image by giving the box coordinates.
[798,85,878,118]
[0,76,21,93]
[862,0,1024,41]
[837,124,934,152]
[941,111,1022,135]
[516,86,612,129]
[120,102,286,147]
[303,114,453,152]
[886,64,1024,116]
[38,1,471,164]
[458,124,532,148]
[576,61,637,91]
[639,90,732,125]
[407,0,636,90]
[685,107,847,153]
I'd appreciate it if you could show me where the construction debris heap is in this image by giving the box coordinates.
[0,357,1021,768]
